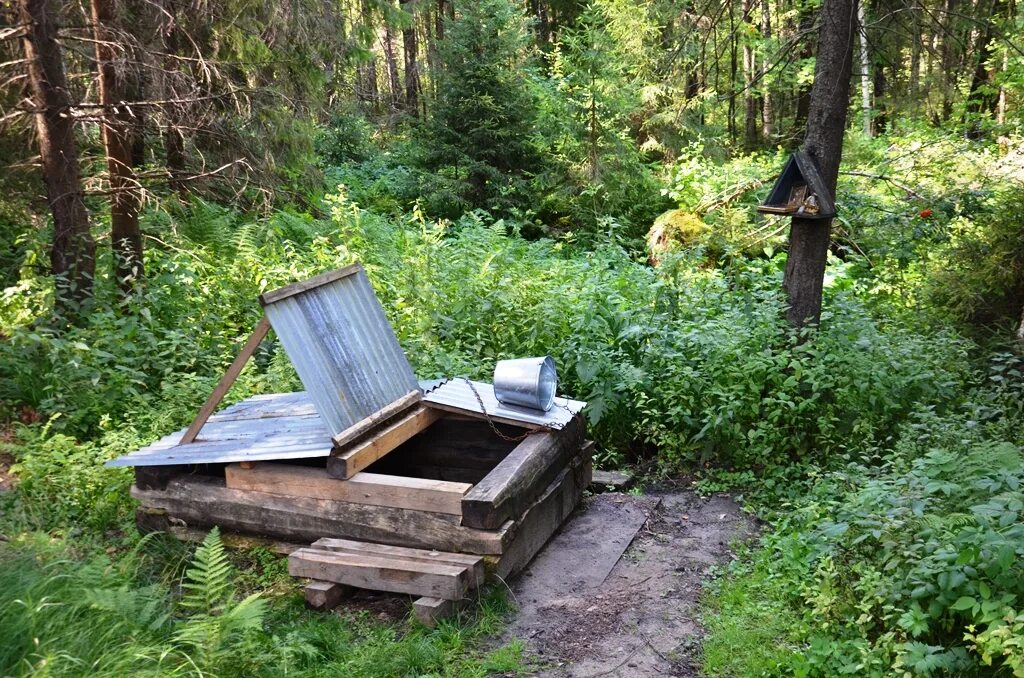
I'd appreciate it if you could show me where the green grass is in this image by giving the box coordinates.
[0,531,524,677]
[699,550,805,677]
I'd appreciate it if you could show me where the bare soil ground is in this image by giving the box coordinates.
[497,490,756,677]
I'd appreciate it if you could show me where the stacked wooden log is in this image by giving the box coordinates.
[290,538,484,626]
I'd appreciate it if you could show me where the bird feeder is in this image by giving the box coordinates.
[757,151,836,220]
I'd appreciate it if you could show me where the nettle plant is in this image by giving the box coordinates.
[780,439,1024,676]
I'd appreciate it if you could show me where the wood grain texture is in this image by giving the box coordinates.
[132,476,510,555]
[225,463,470,515]
[413,596,469,627]
[328,405,440,479]
[330,390,422,451]
[258,263,363,306]
[495,449,591,580]
[288,548,472,599]
[461,416,585,529]
[312,537,484,587]
[304,580,352,610]
[181,316,271,444]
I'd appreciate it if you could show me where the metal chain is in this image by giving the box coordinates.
[459,377,533,442]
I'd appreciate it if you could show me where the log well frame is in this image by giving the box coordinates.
[132,403,590,576]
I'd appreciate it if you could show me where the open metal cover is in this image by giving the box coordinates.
[260,264,420,440]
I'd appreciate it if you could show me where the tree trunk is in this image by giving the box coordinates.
[761,0,776,138]
[743,0,759,148]
[383,22,402,112]
[873,63,887,132]
[91,0,144,293]
[400,0,419,116]
[793,5,816,134]
[939,0,959,121]
[19,0,95,317]
[909,1,920,99]
[783,0,856,327]
[729,0,737,143]
[858,0,872,135]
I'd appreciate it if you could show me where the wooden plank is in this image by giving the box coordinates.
[258,263,363,306]
[461,417,585,530]
[131,476,511,555]
[495,449,591,580]
[225,463,470,515]
[413,596,469,627]
[304,580,352,611]
[288,548,471,600]
[591,470,633,489]
[180,316,272,444]
[312,537,484,587]
[330,390,423,450]
[134,510,304,554]
[328,405,440,479]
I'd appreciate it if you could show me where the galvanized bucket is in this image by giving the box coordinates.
[493,356,558,412]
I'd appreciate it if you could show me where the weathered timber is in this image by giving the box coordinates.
[226,463,470,515]
[181,316,271,444]
[330,390,422,449]
[134,509,304,554]
[131,476,509,555]
[413,596,469,627]
[258,263,363,306]
[304,580,353,610]
[461,416,585,529]
[495,449,591,580]
[312,537,484,587]
[327,405,441,479]
[134,464,191,490]
[288,548,472,600]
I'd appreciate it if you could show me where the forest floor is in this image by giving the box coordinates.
[497,490,756,677]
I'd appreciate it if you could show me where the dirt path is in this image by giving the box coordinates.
[499,490,756,677]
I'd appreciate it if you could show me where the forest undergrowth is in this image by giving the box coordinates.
[1,126,1023,676]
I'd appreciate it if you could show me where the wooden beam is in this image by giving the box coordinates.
[330,390,423,451]
[328,403,439,479]
[258,263,363,306]
[288,548,473,600]
[461,416,585,530]
[131,476,511,555]
[413,596,469,627]
[495,449,591,580]
[304,580,352,611]
[225,463,471,515]
[180,315,271,444]
[312,537,484,587]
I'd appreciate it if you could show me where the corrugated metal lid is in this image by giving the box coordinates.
[260,264,421,442]
[422,378,586,430]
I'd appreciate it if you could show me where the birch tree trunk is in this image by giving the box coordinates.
[858,0,872,136]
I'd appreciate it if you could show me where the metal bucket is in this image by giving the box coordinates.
[493,356,558,412]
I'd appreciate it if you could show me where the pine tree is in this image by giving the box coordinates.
[422,0,540,209]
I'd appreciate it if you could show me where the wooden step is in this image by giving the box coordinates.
[289,547,475,600]
[311,537,485,587]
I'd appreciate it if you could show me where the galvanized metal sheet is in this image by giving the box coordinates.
[261,266,420,438]
[108,383,448,468]
[422,378,586,430]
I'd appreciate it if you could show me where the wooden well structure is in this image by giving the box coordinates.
[110,264,590,623]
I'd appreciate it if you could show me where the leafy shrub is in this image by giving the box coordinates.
[702,365,1024,677]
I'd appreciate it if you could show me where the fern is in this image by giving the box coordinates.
[172,527,268,670]
[179,527,233,615]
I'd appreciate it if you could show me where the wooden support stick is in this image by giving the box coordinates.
[181,315,271,444]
